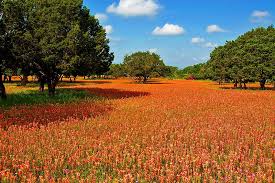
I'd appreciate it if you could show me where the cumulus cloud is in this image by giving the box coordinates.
[251,10,271,23]
[152,23,185,36]
[191,37,205,44]
[107,0,160,17]
[95,13,108,22]
[207,25,226,33]
[104,25,113,34]
[204,42,218,48]
[191,37,217,48]
[251,10,270,18]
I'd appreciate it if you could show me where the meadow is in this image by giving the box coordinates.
[0,79,274,182]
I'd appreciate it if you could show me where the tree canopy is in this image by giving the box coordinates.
[107,64,125,79]
[0,0,113,98]
[207,26,275,88]
[123,51,166,83]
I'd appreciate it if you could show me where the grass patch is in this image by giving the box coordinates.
[0,88,98,109]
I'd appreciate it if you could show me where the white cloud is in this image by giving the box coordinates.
[251,10,271,23]
[107,0,160,17]
[104,25,113,34]
[149,48,158,53]
[191,37,218,48]
[152,23,185,36]
[191,37,205,44]
[204,42,218,48]
[95,13,108,22]
[251,10,270,18]
[207,24,225,33]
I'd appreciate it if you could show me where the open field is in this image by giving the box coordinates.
[0,79,274,182]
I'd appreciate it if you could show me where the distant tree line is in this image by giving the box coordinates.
[171,63,207,80]
[117,26,274,89]
[107,51,173,83]
[0,0,113,99]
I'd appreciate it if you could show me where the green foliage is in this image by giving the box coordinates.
[207,26,275,88]
[170,26,274,86]
[0,0,13,72]
[166,64,208,80]
[3,0,36,78]
[161,66,179,79]
[107,64,125,78]
[0,0,114,97]
[180,63,207,79]
[123,51,166,83]
[63,7,114,78]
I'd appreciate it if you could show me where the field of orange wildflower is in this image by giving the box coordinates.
[0,79,274,182]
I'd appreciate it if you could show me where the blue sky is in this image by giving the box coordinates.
[83,0,274,68]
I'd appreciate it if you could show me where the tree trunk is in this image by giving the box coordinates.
[47,72,59,96]
[143,76,148,83]
[40,81,45,92]
[39,78,45,92]
[239,82,243,89]
[47,81,56,96]
[84,76,86,79]
[243,82,247,89]
[260,79,266,90]
[69,77,72,83]
[3,75,7,82]
[8,76,12,82]
[234,80,238,88]
[21,75,28,86]
[0,72,7,99]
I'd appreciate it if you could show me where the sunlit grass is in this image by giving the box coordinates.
[0,87,98,108]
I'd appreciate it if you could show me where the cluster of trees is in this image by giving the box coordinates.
[108,51,172,83]
[168,63,207,80]
[0,0,113,98]
[207,26,274,89]
[164,26,274,89]
[105,26,275,89]
[107,64,126,79]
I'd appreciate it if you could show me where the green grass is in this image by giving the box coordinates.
[0,88,97,108]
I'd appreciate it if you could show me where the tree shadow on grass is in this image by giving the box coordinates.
[219,86,274,91]
[0,88,150,129]
[60,80,112,85]
[73,87,150,99]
